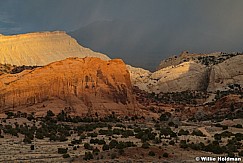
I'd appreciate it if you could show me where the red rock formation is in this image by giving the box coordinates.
[0,57,140,117]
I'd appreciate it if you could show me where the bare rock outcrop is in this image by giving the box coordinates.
[129,53,242,94]
[0,57,140,116]
[128,61,208,93]
[0,31,110,66]
[126,65,152,91]
[207,55,243,92]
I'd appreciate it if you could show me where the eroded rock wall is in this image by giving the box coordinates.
[0,57,138,116]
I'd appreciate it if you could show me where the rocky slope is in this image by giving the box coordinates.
[128,61,208,93]
[0,57,141,117]
[0,31,109,66]
[128,54,242,93]
[157,51,241,70]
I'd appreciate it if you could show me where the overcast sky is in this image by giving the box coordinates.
[0,0,243,70]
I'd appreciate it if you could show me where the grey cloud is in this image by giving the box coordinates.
[0,0,243,70]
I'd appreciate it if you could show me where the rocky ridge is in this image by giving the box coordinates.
[128,53,243,93]
[0,31,109,66]
[157,51,241,70]
[0,30,241,96]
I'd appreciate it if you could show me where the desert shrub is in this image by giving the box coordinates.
[62,153,70,158]
[180,140,188,149]
[215,123,222,127]
[87,132,98,137]
[5,111,14,118]
[73,146,77,150]
[46,110,55,117]
[35,131,44,139]
[204,143,224,154]
[58,148,67,154]
[90,138,99,144]
[214,133,222,140]
[222,125,228,130]
[83,152,93,160]
[160,127,176,138]
[191,130,205,137]
[59,135,68,142]
[98,139,106,145]
[178,129,189,136]
[115,123,126,128]
[163,152,169,157]
[148,151,155,156]
[23,136,32,144]
[84,143,92,150]
[109,140,118,149]
[93,147,100,155]
[159,112,171,121]
[233,124,242,128]
[221,131,234,138]
[79,134,86,140]
[169,140,175,145]
[142,142,150,149]
[102,144,110,151]
[235,133,243,141]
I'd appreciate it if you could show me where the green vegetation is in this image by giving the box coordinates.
[1,107,243,162]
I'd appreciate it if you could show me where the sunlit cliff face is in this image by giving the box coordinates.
[0,31,109,66]
[0,57,140,117]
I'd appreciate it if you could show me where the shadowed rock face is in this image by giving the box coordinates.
[0,31,110,66]
[0,57,139,116]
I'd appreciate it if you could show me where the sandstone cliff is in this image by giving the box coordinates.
[0,31,110,66]
[0,57,140,116]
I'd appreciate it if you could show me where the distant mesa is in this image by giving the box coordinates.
[0,31,110,66]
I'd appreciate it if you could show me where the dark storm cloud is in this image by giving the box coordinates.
[0,0,243,70]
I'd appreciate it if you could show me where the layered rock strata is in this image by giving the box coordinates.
[0,31,109,66]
